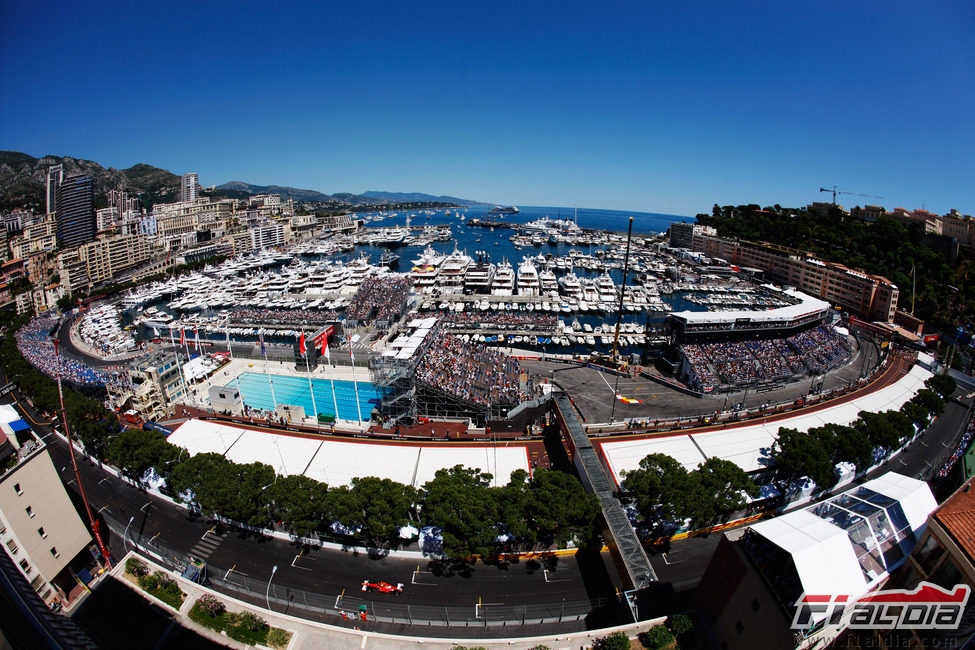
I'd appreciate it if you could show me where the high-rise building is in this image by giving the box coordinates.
[46,165,63,214]
[55,174,96,249]
[180,173,199,203]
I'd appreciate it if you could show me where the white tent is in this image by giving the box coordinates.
[167,419,530,488]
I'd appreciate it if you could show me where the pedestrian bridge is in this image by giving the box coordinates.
[554,394,657,591]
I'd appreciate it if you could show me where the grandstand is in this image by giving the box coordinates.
[371,316,531,426]
[669,288,851,393]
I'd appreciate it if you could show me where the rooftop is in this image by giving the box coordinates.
[933,476,975,563]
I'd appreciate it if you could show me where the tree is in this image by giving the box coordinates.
[526,468,600,548]
[926,374,957,400]
[638,625,675,649]
[697,457,758,516]
[106,428,176,480]
[772,427,834,489]
[823,423,873,472]
[594,631,632,650]
[622,454,714,529]
[912,389,945,417]
[348,476,417,547]
[268,475,329,537]
[420,465,500,558]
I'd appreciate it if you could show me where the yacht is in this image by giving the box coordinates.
[516,259,540,296]
[491,260,515,296]
[378,251,400,267]
[539,268,559,294]
[437,246,473,292]
[464,252,495,294]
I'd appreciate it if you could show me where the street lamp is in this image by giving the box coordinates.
[123,515,135,553]
[265,565,278,610]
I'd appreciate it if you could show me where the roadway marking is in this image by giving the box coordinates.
[661,552,685,565]
[140,501,152,512]
[97,506,110,514]
[411,565,436,585]
[98,477,109,485]
[291,551,313,571]
[542,568,568,583]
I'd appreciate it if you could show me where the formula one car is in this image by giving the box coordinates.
[361,580,403,594]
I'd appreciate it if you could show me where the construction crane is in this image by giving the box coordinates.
[819,185,883,205]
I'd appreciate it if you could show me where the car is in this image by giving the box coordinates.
[360,580,403,594]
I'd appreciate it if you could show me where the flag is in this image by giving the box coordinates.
[321,333,329,359]
[180,328,185,345]
[194,327,200,351]
[299,331,306,356]
[347,333,355,362]
[259,330,266,356]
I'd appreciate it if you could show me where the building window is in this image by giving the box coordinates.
[49,547,59,558]
[37,527,46,538]
[735,621,744,634]
[25,506,34,518]
[13,483,22,495]
[19,559,30,574]
[751,598,760,612]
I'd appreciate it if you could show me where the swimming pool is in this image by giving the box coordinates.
[231,371,381,422]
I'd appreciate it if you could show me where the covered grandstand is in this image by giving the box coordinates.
[669,288,852,393]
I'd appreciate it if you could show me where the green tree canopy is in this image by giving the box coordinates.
[421,465,500,558]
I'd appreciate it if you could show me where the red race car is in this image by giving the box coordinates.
[361,580,403,594]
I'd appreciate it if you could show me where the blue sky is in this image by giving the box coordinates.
[1,1,973,216]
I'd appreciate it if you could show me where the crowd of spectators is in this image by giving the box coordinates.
[414,332,527,407]
[936,415,974,479]
[16,316,109,386]
[437,310,558,330]
[345,277,412,323]
[681,325,853,393]
[229,308,339,325]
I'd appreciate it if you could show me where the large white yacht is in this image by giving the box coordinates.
[437,246,473,292]
[516,259,540,296]
[491,260,515,296]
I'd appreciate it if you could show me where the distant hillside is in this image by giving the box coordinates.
[216,181,333,203]
[0,150,478,213]
[362,191,483,206]
[0,151,181,212]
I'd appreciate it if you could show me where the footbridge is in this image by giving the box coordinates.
[554,394,657,592]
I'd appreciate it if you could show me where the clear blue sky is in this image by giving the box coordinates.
[2,1,973,217]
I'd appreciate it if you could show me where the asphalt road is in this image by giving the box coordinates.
[5,391,616,637]
[642,389,975,602]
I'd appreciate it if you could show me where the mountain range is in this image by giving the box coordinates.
[0,151,483,212]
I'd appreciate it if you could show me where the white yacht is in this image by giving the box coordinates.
[491,260,515,296]
[516,259,540,296]
[437,246,473,292]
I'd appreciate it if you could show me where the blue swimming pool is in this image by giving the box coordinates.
[231,371,381,421]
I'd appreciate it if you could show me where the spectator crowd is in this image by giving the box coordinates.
[681,325,853,393]
[345,277,413,323]
[414,332,528,408]
[16,316,109,386]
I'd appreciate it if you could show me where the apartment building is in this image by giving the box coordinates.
[0,405,94,607]
[9,215,57,259]
[693,235,899,322]
[77,233,153,285]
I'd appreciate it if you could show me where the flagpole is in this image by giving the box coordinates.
[169,326,188,412]
[224,317,246,413]
[301,331,318,424]
[323,337,339,422]
[260,330,277,409]
[348,333,363,423]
